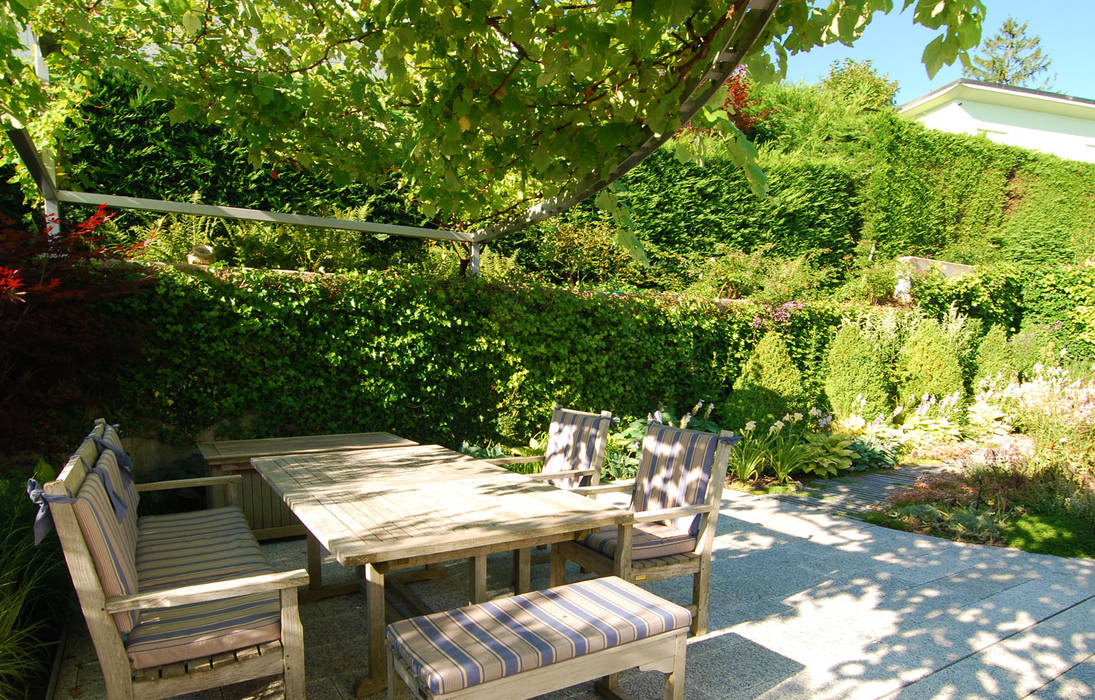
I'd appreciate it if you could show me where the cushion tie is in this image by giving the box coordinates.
[90,436,135,487]
[27,479,76,545]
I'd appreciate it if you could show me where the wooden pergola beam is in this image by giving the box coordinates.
[55,190,476,243]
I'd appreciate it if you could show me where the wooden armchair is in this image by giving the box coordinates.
[550,423,738,636]
[489,405,614,593]
[490,405,614,488]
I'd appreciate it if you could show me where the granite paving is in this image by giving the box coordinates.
[53,488,1095,700]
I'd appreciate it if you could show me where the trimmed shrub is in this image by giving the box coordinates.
[728,331,804,423]
[897,318,965,408]
[825,323,892,420]
[976,324,1016,384]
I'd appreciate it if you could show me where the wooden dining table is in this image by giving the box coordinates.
[251,442,633,697]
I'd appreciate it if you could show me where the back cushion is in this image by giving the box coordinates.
[74,473,140,633]
[632,425,719,535]
[93,450,139,551]
[542,410,607,488]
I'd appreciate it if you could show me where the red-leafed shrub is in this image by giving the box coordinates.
[687,67,773,136]
[0,206,150,457]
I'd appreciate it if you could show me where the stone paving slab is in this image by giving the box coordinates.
[53,488,1095,700]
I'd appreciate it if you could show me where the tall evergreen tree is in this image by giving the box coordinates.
[963,17,1054,89]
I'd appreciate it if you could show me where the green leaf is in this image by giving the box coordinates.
[615,227,649,266]
[631,0,654,22]
[921,34,946,77]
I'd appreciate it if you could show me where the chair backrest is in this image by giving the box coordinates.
[632,423,737,536]
[541,406,614,488]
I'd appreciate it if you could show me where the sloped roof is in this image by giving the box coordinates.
[899,79,1095,121]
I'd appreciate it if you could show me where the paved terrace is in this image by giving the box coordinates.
[55,489,1095,699]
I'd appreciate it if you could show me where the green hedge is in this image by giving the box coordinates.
[1023,267,1095,359]
[100,266,848,446]
[860,113,1022,259]
[60,73,424,254]
[615,149,861,270]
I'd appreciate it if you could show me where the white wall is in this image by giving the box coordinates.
[914,100,1095,163]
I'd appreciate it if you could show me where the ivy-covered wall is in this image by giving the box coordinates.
[101,266,845,447]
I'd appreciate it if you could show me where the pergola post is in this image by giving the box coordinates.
[17,25,60,235]
[468,242,481,277]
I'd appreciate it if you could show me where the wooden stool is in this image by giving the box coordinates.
[385,576,689,699]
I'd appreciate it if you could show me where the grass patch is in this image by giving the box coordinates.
[1000,513,1095,558]
[865,453,1095,558]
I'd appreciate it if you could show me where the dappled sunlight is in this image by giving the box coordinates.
[698,491,1095,698]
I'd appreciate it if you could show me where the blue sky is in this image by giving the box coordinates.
[783,1,1095,105]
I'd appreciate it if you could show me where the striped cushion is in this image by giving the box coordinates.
[101,423,126,453]
[542,409,609,488]
[633,425,720,535]
[386,576,691,695]
[581,523,696,560]
[94,450,139,549]
[73,473,140,633]
[125,592,282,669]
[137,508,269,590]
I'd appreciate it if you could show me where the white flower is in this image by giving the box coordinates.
[809,407,822,418]
[769,420,785,434]
[744,420,757,432]
[793,412,803,422]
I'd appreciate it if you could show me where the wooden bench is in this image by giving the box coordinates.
[385,576,690,699]
[38,420,308,699]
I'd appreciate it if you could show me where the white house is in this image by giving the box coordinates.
[898,80,1095,164]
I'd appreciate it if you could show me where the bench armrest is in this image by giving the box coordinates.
[136,474,242,506]
[631,504,714,524]
[486,456,544,466]
[105,569,310,613]
[571,479,635,497]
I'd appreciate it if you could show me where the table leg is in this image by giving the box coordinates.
[469,555,487,604]
[307,534,324,594]
[513,548,531,594]
[356,563,387,697]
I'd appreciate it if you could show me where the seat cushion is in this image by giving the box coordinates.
[125,592,282,669]
[581,522,697,560]
[136,508,270,590]
[386,576,691,695]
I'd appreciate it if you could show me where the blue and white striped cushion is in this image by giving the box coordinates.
[633,425,720,535]
[125,592,282,669]
[94,450,139,550]
[542,410,607,488]
[581,522,696,560]
[386,576,691,695]
[137,507,269,590]
[73,473,140,633]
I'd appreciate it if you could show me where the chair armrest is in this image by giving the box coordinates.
[136,475,242,492]
[525,468,598,482]
[632,504,714,524]
[136,474,242,507]
[105,569,310,613]
[486,456,544,466]
[571,479,635,496]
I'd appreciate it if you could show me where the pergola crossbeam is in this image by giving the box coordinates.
[55,190,475,242]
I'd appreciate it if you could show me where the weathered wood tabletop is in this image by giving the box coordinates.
[198,431,416,464]
[197,432,417,539]
[251,442,632,697]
